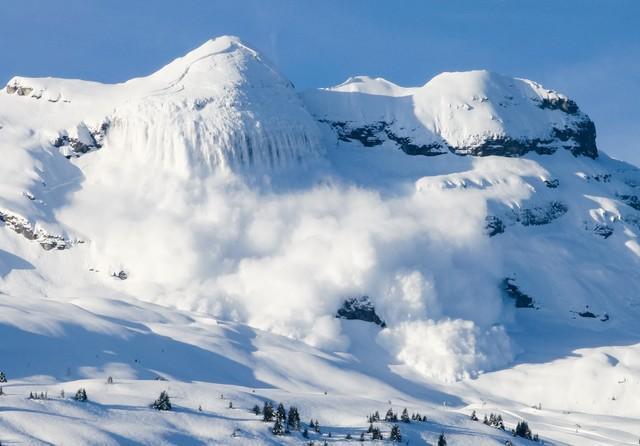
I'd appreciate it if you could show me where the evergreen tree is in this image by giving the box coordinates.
[302,427,309,438]
[438,433,447,446]
[0,371,6,383]
[106,376,113,384]
[313,419,321,433]
[401,408,410,423]
[373,410,380,421]
[346,433,352,440]
[390,424,402,442]
[371,427,383,440]
[287,406,301,430]
[0,387,3,396]
[359,432,365,442]
[483,414,490,425]
[252,404,261,416]
[276,402,286,422]
[151,390,171,410]
[470,410,478,421]
[367,423,374,433]
[263,401,274,422]
[385,408,395,422]
[73,388,88,402]
[272,418,285,435]
[514,420,532,439]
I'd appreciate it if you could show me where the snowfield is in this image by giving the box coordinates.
[1,36,640,445]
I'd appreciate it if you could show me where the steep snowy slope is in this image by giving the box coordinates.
[1,36,640,445]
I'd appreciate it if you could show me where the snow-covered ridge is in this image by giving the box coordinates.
[303,70,597,159]
[2,36,324,175]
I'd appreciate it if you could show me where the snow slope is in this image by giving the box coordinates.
[1,36,640,445]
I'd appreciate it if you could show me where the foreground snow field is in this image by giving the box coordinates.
[1,36,640,445]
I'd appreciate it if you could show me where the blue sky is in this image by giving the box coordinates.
[2,0,639,163]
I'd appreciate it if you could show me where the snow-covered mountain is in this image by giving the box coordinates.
[303,72,597,158]
[1,36,640,445]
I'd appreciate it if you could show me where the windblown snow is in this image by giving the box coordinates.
[1,36,640,445]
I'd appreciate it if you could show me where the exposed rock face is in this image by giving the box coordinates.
[618,194,640,211]
[501,278,535,308]
[485,216,505,237]
[336,296,386,327]
[5,82,33,97]
[544,179,560,189]
[113,270,128,280]
[592,224,614,239]
[52,121,110,158]
[512,201,568,226]
[0,210,74,250]
[322,120,448,156]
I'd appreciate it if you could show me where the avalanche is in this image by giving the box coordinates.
[1,36,640,445]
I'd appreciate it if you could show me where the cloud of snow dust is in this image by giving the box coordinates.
[58,153,516,381]
[377,319,514,382]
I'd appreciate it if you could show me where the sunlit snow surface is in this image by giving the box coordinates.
[1,36,640,445]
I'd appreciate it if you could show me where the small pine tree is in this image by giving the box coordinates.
[373,410,380,421]
[367,423,374,433]
[0,387,3,396]
[346,433,352,440]
[302,427,309,438]
[470,410,478,421]
[371,426,383,440]
[252,404,261,416]
[106,376,113,384]
[151,390,171,410]
[515,420,532,439]
[287,406,301,431]
[29,391,34,399]
[263,401,274,422]
[359,432,365,441]
[276,402,286,422]
[0,371,6,383]
[313,419,321,433]
[272,418,285,435]
[385,408,395,422]
[390,424,402,442]
[438,433,447,446]
[73,388,87,402]
[401,408,410,423]
[228,401,233,409]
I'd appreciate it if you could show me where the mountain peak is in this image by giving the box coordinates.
[304,69,597,159]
